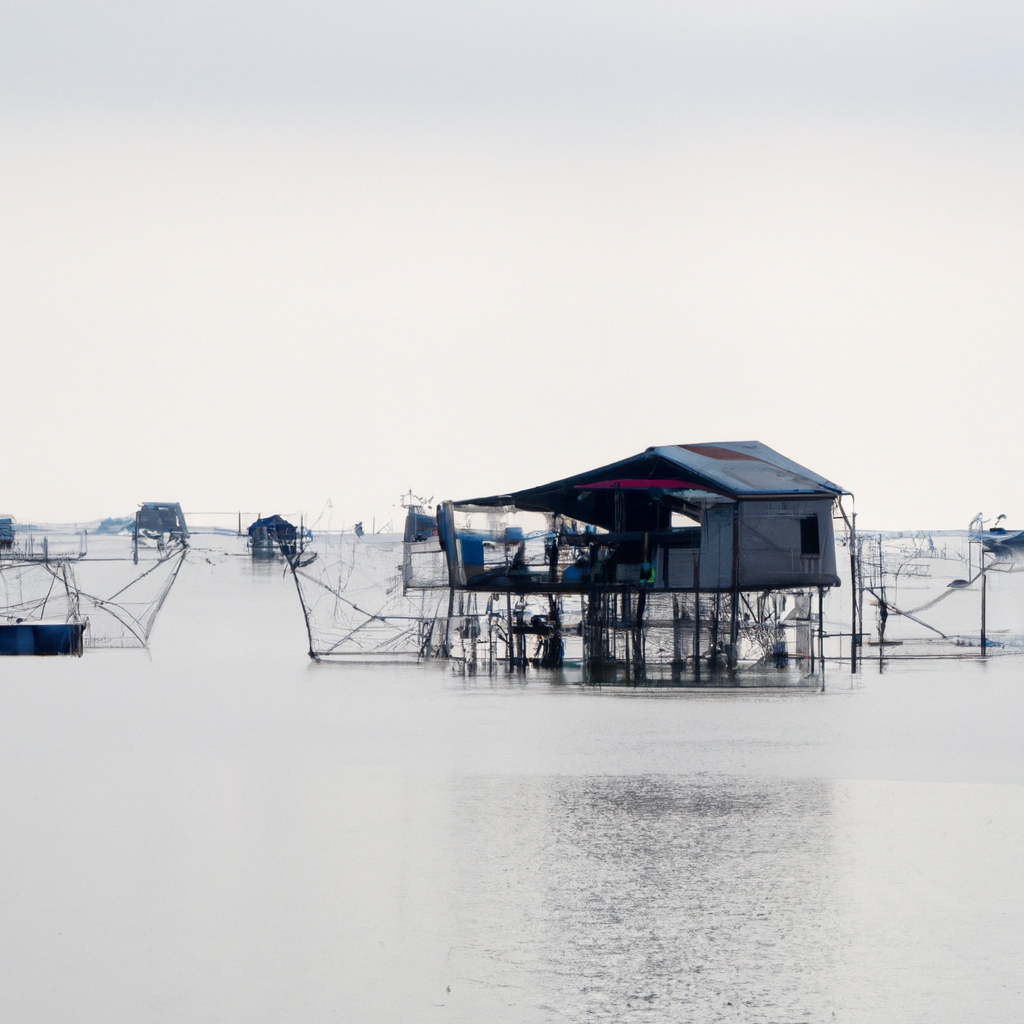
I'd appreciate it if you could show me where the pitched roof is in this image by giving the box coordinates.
[648,441,844,497]
[458,440,843,516]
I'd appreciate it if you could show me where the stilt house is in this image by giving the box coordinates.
[401,441,847,675]
[434,441,844,594]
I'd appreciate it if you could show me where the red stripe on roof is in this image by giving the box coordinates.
[574,479,708,491]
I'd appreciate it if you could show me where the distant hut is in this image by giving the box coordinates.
[247,515,298,559]
[133,503,188,563]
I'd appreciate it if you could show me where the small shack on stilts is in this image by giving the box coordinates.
[406,441,850,682]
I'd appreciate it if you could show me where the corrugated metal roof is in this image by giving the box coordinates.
[649,441,844,497]
[457,441,843,513]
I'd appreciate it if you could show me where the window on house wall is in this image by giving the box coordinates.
[800,516,820,556]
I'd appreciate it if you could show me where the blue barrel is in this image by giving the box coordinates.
[459,534,486,578]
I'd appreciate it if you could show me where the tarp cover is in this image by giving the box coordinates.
[248,514,297,540]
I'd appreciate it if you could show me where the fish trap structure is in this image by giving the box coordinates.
[843,522,1024,664]
[405,441,853,682]
[287,512,451,661]
[0,503,189,655]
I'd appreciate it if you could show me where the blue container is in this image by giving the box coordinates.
[459,535,486,575]
[0,623,86,657]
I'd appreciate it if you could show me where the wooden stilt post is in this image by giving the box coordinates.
[711,592,720,672]
[877,534,885,674]
[506,589,513,672]
[850,505,858,673]
[581,593,588,682]
[807,593,814,675]
[672,594,681,680]
[818,586,825,690]
[693,552,701,681]
[445,585,455,659]
[623,591,631,682]
[857,537,865,667]
[981,547,987,657]
[729,502,740,670]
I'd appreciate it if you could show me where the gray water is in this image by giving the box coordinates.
[2,541,1023,1022]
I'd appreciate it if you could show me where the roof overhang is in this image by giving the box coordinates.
[455,441,844,522]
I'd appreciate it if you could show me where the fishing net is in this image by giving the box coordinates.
[289,532,450,659]
[0,531,187,650]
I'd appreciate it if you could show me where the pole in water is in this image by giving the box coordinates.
[581,594,588,682]
[877,534,885,674]
[849,506,858,673]
[445,585,455,659]
[710,592,720,672]
[729,503,740,670]
[981,546,987,657]
[818,586,825,690]
[693,552,701,682]
[506,589,513,672]
[808,592,815,675]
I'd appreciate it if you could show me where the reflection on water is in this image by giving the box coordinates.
[447,775,838,1022]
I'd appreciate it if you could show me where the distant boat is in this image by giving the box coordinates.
[983,527,1024,551]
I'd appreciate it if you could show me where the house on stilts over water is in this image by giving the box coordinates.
[403,441,851,681]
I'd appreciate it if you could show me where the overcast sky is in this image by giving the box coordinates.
[1,1,1022,528]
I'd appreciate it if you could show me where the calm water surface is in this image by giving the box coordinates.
[1,541,1022,1022]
